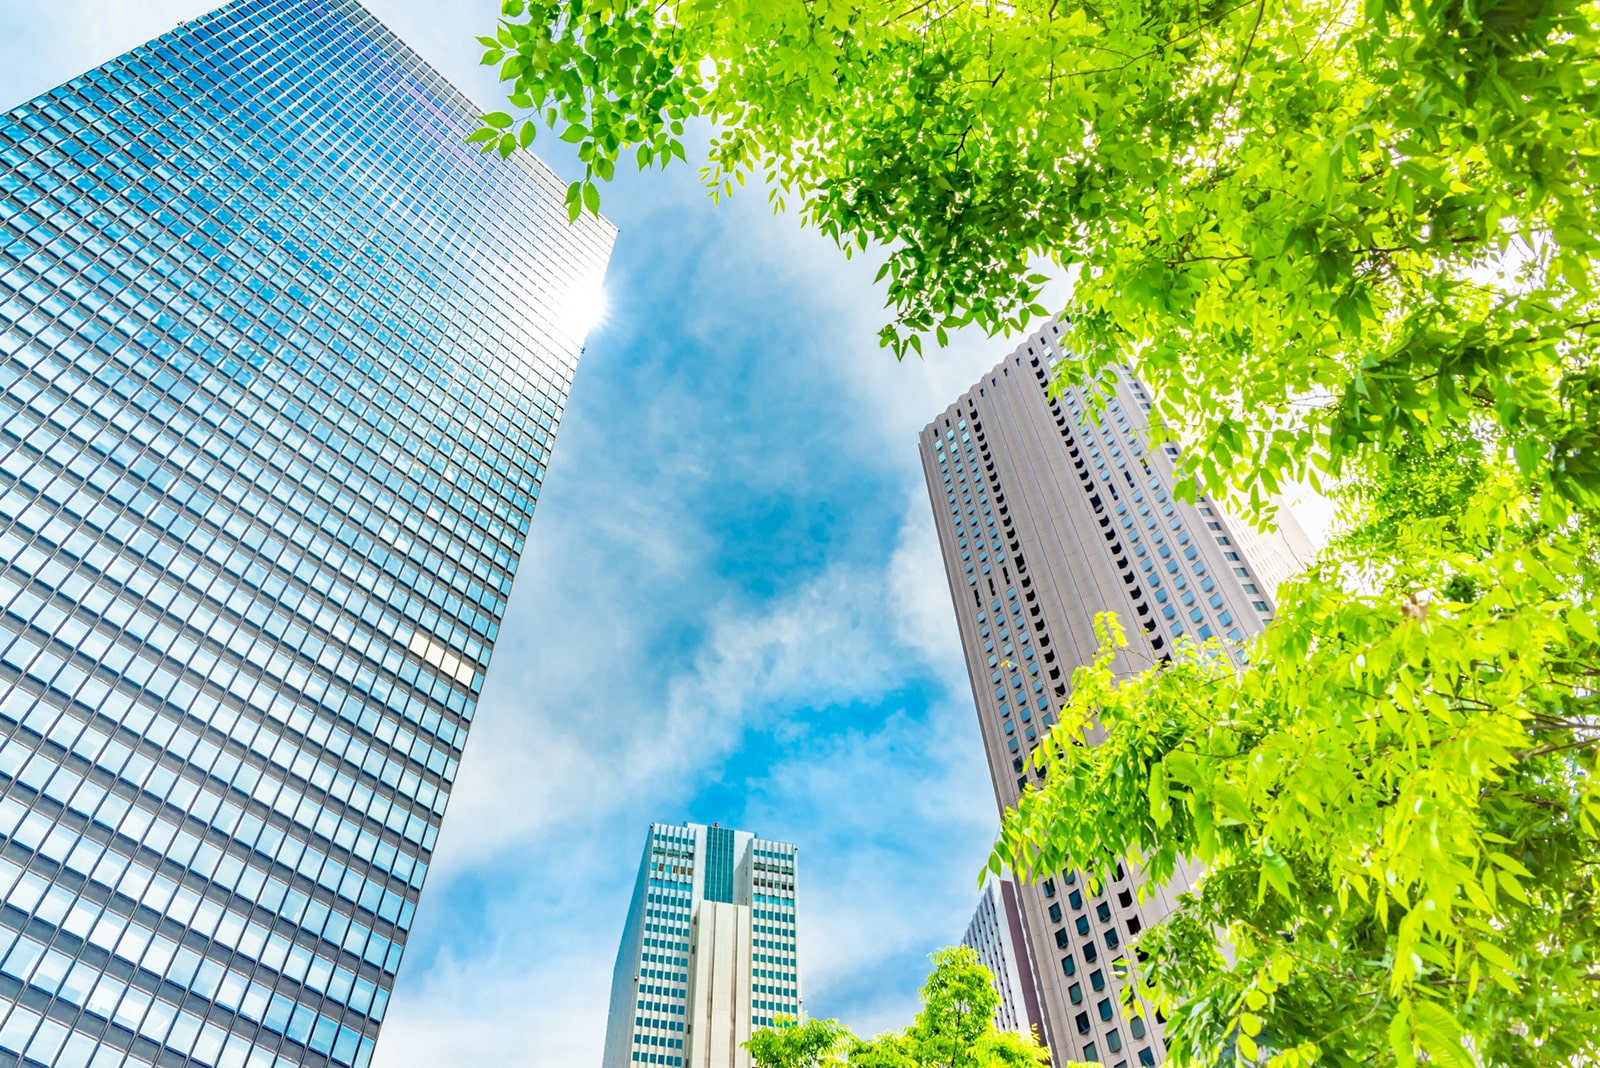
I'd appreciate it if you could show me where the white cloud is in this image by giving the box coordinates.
[435,505,958,874]
[886,491,968,688]
[375,898,617,1068]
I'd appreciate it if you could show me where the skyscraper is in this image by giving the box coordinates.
[918,325,1310,1066]
[0,2,613,1066]
[603,823,800,1068]
[962,878,1043,1044]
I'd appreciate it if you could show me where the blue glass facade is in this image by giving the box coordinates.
[699,826,733,905]
[0,2,613,1067]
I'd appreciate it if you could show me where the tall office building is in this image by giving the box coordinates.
[0,2,613,1066]
[918,325,1310,1066]
[603,823,799,1068]
[962,878,1043,1043]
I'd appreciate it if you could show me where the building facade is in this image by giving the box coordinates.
[0,2,613,1067]
[603,823,799,1068]
[918,326,1310,1066]
[962,878,1043,1044]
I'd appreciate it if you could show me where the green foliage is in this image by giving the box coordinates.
[993,445,1600,1065]
[479,1,1600,1064]
[747,1017,853,1068]
[474,0,1600,526]
[748,948,1050,1068]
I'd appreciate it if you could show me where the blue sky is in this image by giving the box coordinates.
[0,3,1054,1065]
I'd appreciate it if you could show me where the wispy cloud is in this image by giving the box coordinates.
[438,534,941,874]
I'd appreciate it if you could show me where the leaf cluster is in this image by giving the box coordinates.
[477,0,1600,524]
[992,451,1600,1066]
[748,948,1051,1068]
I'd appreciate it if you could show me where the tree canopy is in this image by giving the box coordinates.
[475,0,1600,1064]
[746,947,1051,1068]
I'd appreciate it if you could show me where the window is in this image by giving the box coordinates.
[1061,955,1077,977]
[1068,982,1083,1004]
[1098,998,1115,1022]
[1096,902,1111,923]
[1074,1012,1090,1035]
[1076,916,1090,936]
[1049,903,1062,923]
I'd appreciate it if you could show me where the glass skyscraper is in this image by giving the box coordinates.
[0,2,613,1067]
[602,823,799,1068]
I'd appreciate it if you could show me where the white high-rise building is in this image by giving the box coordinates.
[919,325,1310,1066]
[962,879,1044,1043]
[602,823,799,1068]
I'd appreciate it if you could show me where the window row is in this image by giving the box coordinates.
[0,674,434,892]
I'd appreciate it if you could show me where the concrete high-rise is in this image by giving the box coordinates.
[0,2,613,1066]
[962,879,1043,1043]
[918,325,1310,1066]
[603,823,800,1068]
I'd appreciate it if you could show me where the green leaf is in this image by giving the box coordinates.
[1412,1002,1473,1068]
[1389,1005,1417,1068]
[482,111,513,129]
[564,180,582,223]
[582,180,601,215]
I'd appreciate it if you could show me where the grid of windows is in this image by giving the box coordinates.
[748,837,798,1028]
[962,881,1032,1037]
[0,2,613,1067]
[699,826,734,905]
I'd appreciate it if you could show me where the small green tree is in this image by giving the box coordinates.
[746,1017,853,1068]
[747,947,1051,1068]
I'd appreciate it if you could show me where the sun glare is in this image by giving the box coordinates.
[558,278,609,344]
